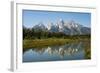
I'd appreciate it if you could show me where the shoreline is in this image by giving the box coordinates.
[23,38,90,49]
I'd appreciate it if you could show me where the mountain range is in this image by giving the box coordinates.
[33,19,90,35]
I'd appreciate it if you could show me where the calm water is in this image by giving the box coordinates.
[23,42,90,62]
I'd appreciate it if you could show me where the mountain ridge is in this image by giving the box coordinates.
[33,19,90,35]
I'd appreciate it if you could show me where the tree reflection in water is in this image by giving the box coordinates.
[23,41,90,62]
[33,42,83,58]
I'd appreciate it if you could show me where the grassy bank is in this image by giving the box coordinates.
[23,38,90,49]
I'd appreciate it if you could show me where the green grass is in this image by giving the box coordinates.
[23,38,90,49]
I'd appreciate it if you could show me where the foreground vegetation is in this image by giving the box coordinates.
[23,38,90,49]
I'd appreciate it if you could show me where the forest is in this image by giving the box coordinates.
[23,26,90,40]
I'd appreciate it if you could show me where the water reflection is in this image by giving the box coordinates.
[23,42,90,62]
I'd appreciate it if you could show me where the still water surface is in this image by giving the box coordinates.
[23,42,90,62]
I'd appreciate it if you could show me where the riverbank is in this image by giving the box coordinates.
[23,38,90,49]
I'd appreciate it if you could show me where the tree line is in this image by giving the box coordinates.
[23,26,90,40]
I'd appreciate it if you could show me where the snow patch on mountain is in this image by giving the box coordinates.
[33,19,90,35]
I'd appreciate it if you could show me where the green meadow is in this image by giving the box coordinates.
[23,37,90,49]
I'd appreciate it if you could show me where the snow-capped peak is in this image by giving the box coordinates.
[32,19,90,35]
[47,22,54,30]
[33,22,47,31]
[57,19,65,29]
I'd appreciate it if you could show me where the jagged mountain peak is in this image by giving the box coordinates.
[33,22,47,31]
[33,19,90,35]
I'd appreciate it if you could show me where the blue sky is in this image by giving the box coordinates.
[22,10,91,28]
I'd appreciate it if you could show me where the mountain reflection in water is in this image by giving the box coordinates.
[23,42,90,62]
